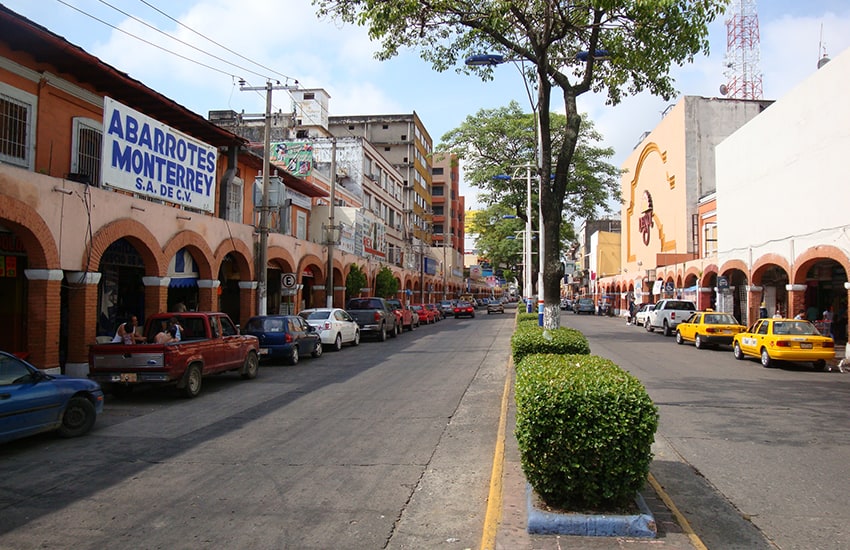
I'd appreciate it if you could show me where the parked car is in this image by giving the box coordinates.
[425,303,444,321]
[386,298,417,332]
[573,298,595,314]
[732,318,835,369]
[0,351,104,444]
[345,297,400,341]
[244,315,322,366]
[89,312,259,398]
[645,299,697,336]
[675,310,746,349]
[487,300,505,314]
[410,304,436,324]
[453,301,476,318]
[439,300,455,317]
[298,308,361,351]
[634,303,654,327]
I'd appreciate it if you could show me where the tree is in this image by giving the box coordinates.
[375,266,399,298]
[345,263,368,300]
[314,0,727,328]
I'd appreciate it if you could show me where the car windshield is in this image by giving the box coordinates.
[246,317,285,332]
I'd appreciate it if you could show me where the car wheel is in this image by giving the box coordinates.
[379,325,387,342]
[663,321,671,337]
[333,333,343,351]
[352,330,360,346]
[733,342,745,360]
[760,348,773,368]
[57,396,97,438]
[311,341,323,358]
[182,363,203,398]
[675,331,684,345]
[814,359,826,371]
[645,319,654,332]
[695,334,705,350]
[241,351,259,379]
[289,346,300,366]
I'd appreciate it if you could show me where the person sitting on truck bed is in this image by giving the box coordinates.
[112,315,144,344]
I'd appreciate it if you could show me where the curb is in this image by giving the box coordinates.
[525,484,657,537]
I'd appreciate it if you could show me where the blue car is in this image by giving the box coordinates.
[0,351,104,444]
[244,315,323,365]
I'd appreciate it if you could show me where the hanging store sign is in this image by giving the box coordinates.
[101,97,218,212]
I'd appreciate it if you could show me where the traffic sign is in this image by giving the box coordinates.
[281,273,297,289]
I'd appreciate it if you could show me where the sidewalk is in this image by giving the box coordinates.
[493,366,702,550]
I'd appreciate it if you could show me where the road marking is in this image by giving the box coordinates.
[648,473,709,550]
[480,357,512,550]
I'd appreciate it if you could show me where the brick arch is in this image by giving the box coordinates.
[719,259,749,278]
[213,239,253,281]
[684,266,702,281]
[162,230,215,279]
[0,195,59,268]
[297,254,326,281]
[267,245,297,273]
[792,245,850,285]
[751,253,791,284]
[700,264,719,287]
[88,218,165,275]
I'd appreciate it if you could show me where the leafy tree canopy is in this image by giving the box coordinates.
[375,266,400,298]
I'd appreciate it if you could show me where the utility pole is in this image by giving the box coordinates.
[240,80,297,315]
[325,138,337,307]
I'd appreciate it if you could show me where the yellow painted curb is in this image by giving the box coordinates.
[480,357,512,550]
[648,473,709,550]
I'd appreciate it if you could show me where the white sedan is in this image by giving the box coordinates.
[298,308,361,351]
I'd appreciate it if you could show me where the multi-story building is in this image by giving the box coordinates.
[430,153,465,298]
[599,49,849,335]
[328,113,434,245]
[0,6,465,374]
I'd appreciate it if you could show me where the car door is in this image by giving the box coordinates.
[740,320,766,356]
[336,309,355,342]
[218,315,244,369]
[679,313,700,340]
[0,356,62,441]
[290,317,312,355]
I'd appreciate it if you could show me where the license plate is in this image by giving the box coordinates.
[119,373,137,383]
[259,348,269,355]
[800,343,813,349]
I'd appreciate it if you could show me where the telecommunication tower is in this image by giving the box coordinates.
[721,0,763,99]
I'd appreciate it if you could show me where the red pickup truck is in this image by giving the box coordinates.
[88,312,260,398]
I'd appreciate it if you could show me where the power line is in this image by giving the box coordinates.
[134,0,299,85]
[54,0,241,79]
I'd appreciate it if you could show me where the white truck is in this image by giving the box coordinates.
[645,299,697,337]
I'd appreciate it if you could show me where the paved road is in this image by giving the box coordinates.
[566,312,850,550]
[0,312,514,550]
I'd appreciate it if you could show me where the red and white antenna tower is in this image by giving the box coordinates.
[721,0,763,99]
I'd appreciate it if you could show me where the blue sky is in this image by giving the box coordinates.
[5,0,850,208]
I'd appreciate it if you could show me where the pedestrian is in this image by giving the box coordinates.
[169,317,184,341]
[112,315,144,344]
[627,299,636,325]
[758,302,768,319]
[794,309,805,320]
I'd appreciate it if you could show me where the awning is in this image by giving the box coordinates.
[169,277,197,288]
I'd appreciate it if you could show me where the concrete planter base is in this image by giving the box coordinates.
[526,483,657,538]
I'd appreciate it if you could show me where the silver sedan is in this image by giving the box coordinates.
[298,308,361,351]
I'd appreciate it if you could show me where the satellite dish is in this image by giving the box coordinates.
[719,84,728,96]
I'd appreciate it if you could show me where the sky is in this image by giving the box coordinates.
[5,0,850,210]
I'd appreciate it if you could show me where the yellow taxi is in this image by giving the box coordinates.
[675,310,746,349]
[732,318,835,370]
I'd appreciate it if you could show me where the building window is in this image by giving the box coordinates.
[703,223,718,256]
[432,167,444,175]
[432,186,444,196]
[433,205,444,216]
[226,176,243,223]
[296,210,307,240]
[71,117,102,186]
[0,84,36,170]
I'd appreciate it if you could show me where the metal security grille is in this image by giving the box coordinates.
[75,124,102,185]
[0,94,29,165]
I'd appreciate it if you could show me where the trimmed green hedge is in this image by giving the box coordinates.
[510,324,590,365]
[515,354,658,510]
[514,311,532,323]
